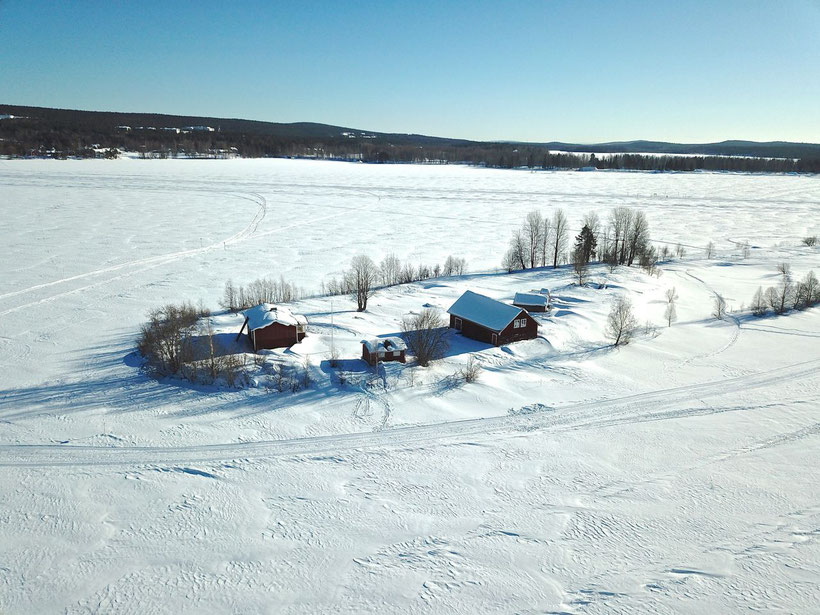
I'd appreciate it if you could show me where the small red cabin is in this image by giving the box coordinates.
[447,290,538,346]
[241,303,307,351]
[362,337,407,366]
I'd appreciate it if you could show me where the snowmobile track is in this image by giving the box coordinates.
[1,357,817,469]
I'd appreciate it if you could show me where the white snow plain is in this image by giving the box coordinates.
[1,158,819,613]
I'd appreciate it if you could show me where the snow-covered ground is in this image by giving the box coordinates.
[1,159,819,613]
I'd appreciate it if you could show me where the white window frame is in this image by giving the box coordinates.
[513,319,521,328]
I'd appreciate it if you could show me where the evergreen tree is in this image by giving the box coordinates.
[574,224,598,266]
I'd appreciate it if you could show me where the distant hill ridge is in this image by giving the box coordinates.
[1,104,819,171]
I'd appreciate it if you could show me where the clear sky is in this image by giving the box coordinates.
[2,0,819,143]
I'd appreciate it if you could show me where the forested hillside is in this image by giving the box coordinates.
[2,104,819,172]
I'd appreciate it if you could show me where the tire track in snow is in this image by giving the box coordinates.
[589,399,820,503]
[1,357,817,468]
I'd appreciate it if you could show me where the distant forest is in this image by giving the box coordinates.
[2,104,819,173]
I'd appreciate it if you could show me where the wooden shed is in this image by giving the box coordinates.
[239,303,307,351]
[447,290,538,346]
[513,291,549,312]
[361,337,407,366]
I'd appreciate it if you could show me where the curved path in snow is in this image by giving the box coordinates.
[2,357,817,468]
[0,192,268,318]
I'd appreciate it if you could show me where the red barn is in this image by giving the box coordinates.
[361,337,407,366]
[240,303,307,351]
[447,290,538,346]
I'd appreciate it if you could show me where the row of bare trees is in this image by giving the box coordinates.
[602,207,651,268]
[221,276,301,313]
[323,253,469,311]
[503,207,656,276]
[751,265,819,316]
[502,209,571,271]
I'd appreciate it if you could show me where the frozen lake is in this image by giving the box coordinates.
[1,159,819,613]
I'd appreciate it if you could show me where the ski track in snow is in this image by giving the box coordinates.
[2,356,817,468]
[0,192,267,304]
[0,189,378,319]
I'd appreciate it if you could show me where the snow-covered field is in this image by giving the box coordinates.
[1,159,819,613]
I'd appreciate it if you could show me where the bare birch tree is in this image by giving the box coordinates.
[664,302,677,327]
[523,210,545,269]
[664,286,678,327]
[712,293,726,320]
[551,208,569,268]
[540,216,552,267]
[503,231,528,271]
[705,241,715,259]
[606,295,637,346]
[608,207,633,265]
[750,287,767,316]
[626,210,650,266]
[401,308,449,367]
[379,253,401,286]
[346,254,378,312]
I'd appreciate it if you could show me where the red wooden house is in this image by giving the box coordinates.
[240,303,307,351]
[447,290,538,346]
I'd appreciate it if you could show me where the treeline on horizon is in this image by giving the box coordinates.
[2,106,819,174]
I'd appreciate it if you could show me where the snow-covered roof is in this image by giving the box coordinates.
[361,336,407,353]
[244,303,307,332]
[514,292,548,306]
[447,291,524,332]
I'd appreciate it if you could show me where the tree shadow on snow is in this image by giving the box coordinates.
[186,332,252,360]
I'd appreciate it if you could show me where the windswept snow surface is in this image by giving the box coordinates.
[1,159,819,613]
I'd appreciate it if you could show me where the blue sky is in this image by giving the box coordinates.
[2,1,819,143]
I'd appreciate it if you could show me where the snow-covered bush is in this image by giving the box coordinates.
[460,356,481,383]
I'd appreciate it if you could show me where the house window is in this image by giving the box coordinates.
[514,320,520,328]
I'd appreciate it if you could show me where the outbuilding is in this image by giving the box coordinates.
[447,290,538,346]
[513,292,549,312]
[361,337,407,366]
[239,303,307,351]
